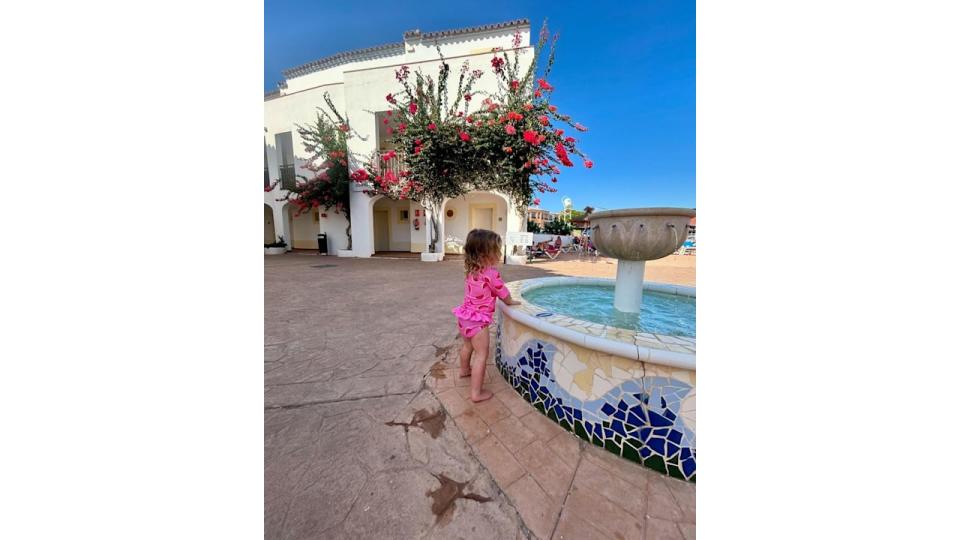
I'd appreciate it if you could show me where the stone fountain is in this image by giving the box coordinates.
[587,208,696,313]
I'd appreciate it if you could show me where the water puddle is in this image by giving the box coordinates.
[429,361,447,379]
[426,473,492,525]
[385,408,446,438]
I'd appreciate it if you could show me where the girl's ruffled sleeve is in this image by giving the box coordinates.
[484,269,510,299]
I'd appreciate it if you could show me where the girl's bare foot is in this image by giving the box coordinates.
[470,390,493,403]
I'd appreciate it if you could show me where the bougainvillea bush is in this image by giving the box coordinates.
[269,92,374,250]
[365,21,592,253]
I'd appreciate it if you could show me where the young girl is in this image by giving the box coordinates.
[452,229,521,402]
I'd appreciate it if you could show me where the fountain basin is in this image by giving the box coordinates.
[496,276,696,482]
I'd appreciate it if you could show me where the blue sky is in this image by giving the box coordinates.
[265,0,695,212]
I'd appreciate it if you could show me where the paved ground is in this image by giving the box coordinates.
[265,253,695,539]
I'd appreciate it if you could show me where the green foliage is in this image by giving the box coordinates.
[544,219,573,235]
[526,220,543,233]
[264,235,287,248]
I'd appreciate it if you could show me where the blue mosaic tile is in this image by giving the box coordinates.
[495,324,696,482]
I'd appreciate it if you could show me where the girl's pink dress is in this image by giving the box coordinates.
[452,267,510,338]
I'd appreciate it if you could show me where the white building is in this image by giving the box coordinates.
[264,19,533,257]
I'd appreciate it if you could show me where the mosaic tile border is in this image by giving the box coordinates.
[495,316,697,482]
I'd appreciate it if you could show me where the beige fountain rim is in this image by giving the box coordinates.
[498,277,696,371]
[588,207,696,220]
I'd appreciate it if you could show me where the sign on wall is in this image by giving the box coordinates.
[505,231,534,246]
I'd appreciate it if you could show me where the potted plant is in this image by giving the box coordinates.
[264,236,287,255]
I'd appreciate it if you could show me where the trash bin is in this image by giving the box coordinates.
[317,233,328,255]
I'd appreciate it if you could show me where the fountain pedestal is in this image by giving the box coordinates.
[614,260,646,312]
[589,208,696,314]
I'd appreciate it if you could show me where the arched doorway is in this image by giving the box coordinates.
[284,204,321,250]
[371,197,413,254]
[264,204,276,244]
[441,191,510,254]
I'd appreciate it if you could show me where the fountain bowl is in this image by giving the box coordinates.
[588,208,696,261]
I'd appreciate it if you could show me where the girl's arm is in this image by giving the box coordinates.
[486,269,521,305]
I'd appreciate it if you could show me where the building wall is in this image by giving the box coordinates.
[265,22,532,257]
[442,192,513,254]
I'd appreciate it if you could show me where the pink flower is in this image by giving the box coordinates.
[504,146,513,153]
[534,90,542,98]
[523,130,539,145]
[549,105,557,112]
[398,123,407,133]
[538,115,549,126]
[537,78,554,91]
[565,136,576,144]
[459,131,471,142]
[408,102,418,114]
[523,103,534,111]
[551,177,557,183]
[505,124,516,135]
[387,127,393,135]
[383,150,397,161]
[510,80,519,90]
[427,123,437,131]
[386,93,396,104]
[415,139,422,145]
[574,123,588,132]
[464,93,472,101]
[466,116,474,123]
[533,198,541,206]
[584,159,594,169]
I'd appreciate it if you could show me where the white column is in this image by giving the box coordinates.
[272,204,288,251]
[613,260,646,313]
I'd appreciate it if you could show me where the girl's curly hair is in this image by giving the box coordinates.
[463,229,502,276]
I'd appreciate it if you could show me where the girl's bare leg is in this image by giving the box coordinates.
[469,326,493,402]
[458,336,473,378]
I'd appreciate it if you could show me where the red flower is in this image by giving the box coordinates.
[551,177,557,183]
[549,105,557,112]
[537,134,546,144]
[320,213,327,218]
[383,150,397,161]
[464,93,472,101]
[505,124,517,135]
[427,123,437,131]
[574,123,588,132]
[538,115,549,126]
[408,102,418,114]
[504,146,513,153]
[350,169,369,182]
[459,131,471,142]
[510,80,519,90]
[466,116,474,123]
[414,146,422,154]
[533,198,541,206]
[534,90,542,98]
[507,111,524,121]
[565,136,576,144]
[584,159,594,169]
[415,139,422,145]
[523,103,534,111]
[491,56,505,73]
[338,124,349,132]
[386,93,396,104]
[523,130,539,145]
[537,78,554,91]
[382,118,389,125]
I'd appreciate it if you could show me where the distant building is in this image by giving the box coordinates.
[527,207,551,229]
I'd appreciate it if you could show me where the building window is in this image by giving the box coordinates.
[275,131,296,190]
[399,209,409,224]
[375,111,396,151]
[264,138,270,188]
